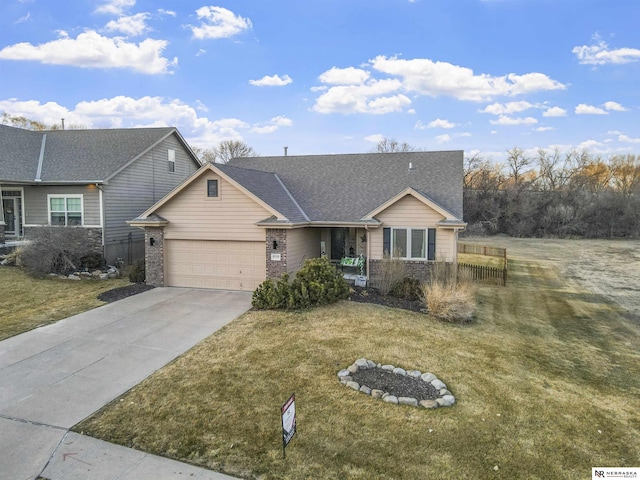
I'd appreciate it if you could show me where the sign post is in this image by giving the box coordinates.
[281,393,296,459]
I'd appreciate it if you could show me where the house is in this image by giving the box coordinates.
[0,125,202,263]
[129,151,466,291]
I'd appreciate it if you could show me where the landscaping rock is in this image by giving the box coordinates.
[381,364,395,371]
[371,389,385,399]
[420,400,439,409]
[346,381,360,391]
[421,372,437,383]
[359,385,371,395]
[79,271,92,278]
[393,367,407,376]
[407,370,422,378]
[67,274,81,281]
[348,364,359,374]
[355,358,369,368]
[436,395,456,407]
[340,376,352,384]
[431,379,447,390]
[383,395,398,404]
[398,397,418,407]
[99,273,109,280]
[338,369,351,378]
[440,389,452,396]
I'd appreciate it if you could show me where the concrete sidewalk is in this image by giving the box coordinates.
[0,287,250,480]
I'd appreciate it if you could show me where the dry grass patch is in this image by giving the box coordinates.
[458,252,506,268]
[77,252,640,479]
[0,267,130,340]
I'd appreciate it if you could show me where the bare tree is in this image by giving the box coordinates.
[375,137,415,153]
[213,140,258,163]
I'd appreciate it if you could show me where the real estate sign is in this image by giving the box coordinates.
[281,393,296,457]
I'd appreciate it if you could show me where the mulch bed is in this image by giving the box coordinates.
[97,283,155,303]
[348,285,424,312]
[351,367,440,401]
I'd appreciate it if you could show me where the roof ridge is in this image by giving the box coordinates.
[274,173,310,222]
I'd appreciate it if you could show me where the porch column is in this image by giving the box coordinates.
[266,228,287,279]
[0,187,4,244]
[144,227,165,287]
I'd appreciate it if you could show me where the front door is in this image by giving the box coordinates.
[2,193,22,237]
[330,228,348,260]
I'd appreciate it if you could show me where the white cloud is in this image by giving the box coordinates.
[196,48,206,57]
[0,30,176,74]
[249,74,293,87]
[15,12,31,24]
[573,35,640,65]
[577,139,604,151]
[575,103,608,115]
[95,0,135,16]
[104,13,150,36]
[313,79,411,114]
[607,130,622,135]
[318,67,370,85]
[370,55,565,102]
[435,134,451,144]
[427,118,457,129]
[250,115,293,133]
[480,101,534,115]
[0,96,288,148]
[364,134,385,144]
[459,132,472,137]
[158,9,176,17]
[618,134,640,143]
[534,126,555,132]
[542,106,567,117]
[604,101,627,112]
[190,7,252,40]
[489,115,537,125]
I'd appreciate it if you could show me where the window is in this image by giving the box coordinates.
[168,149,175,172]
[49,195,82,226]
[207,179,219,197]
[383,227,436,260]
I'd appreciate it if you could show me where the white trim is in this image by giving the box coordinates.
[98,187,105,246]
[1,186,25,236]
[387,226,435,261]
[363,188,459,221]
[168,148,176,173]
[47,194,84,226]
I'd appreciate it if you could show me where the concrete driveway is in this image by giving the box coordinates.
[0,287,251,480]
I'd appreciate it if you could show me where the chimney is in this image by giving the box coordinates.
[284,146,288,156]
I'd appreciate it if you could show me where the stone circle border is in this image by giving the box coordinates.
[337,358,456,409]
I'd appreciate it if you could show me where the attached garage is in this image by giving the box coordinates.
[165,239,266,291]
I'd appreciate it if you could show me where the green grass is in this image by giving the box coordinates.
[0,266,130,340]
[75,255,640,479]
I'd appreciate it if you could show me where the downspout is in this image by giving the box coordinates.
[96,184,105,256]
[0,185,4,227]
[365,225,371,284]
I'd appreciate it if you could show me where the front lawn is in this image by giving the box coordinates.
[76,252,640,479]
[0,267,130,340]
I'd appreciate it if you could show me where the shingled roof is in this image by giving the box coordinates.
[0,125,195,183]
[227,151,464,222]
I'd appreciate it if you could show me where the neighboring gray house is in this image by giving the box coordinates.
[0,124,201,263]
[130,151,466,291]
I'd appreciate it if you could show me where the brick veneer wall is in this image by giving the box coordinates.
[23,226,103,255]
[266,228,287,279]
[144,227,165,287]
[369,259,435,285]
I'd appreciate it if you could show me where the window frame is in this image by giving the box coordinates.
[206,179,220,199]
[47,194,84,227]
[168,149,176,173]
[383,227,436,261]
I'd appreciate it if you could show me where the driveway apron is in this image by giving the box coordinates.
[0,287,251,480]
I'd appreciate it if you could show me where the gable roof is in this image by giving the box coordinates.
[227,151,464,222]
[0,124,201,183]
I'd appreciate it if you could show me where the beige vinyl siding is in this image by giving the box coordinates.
[370,194,456,262]
[286,228,321,273]
[102,133,199,261]
[23,184,100,226]
[159,171,270,242]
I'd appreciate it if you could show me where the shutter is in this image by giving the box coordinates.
[383,228,391,257]
[427,228,436,260]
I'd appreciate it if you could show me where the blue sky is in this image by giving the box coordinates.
[1,0,639,160]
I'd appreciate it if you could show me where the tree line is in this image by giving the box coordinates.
[464,147,640,238]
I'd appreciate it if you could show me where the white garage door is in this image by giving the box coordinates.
[166,239,266,291]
